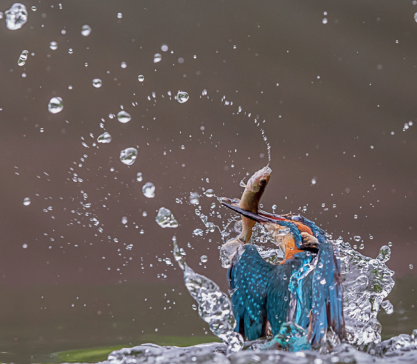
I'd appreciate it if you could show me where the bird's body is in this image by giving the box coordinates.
[228,244,315,341]
[221,167,345,348]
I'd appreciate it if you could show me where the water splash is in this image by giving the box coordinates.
[176,91,190,104]
[153,53,162,63]
[17,50,28,66]
[107,332,417,364]
[119,147,138,165]
[335,238,395,348]
[81,24,91,36]
[172,236,244,354]
[92,78,102,88]
[48,97,64,114]
[97,132,111,143]
[155,207,178,228]
[117,110,131,123]
[142,182,155,198]
[5,3,28,30]
[189,192,199,205]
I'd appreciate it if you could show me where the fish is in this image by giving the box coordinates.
[220,166,271,262]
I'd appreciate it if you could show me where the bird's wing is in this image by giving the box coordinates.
[308,240,345,346]
[228,244,274,341]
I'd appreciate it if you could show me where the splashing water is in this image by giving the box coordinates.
[5,3,28,30]
[190,192,199,205]
[335,238,395,349]
[81,24,91,36]
[171,236,244,354]
[97,132,111,143]
[155,207,178,228]
[176,91,190,103]
[153,53,162,63]
[142,182,155,198]
[17,50,28,66]
[48,97,64,114]
[108,205,416,364]
[92,78,102,88]
[119,147,138,165]
[117,110,131,123]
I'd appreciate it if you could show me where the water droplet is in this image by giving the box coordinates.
[359,244,364,250]
[176,91,189,103]
[142,182,155,198]
[5,3,28,30]
[48,97,63,114]
[410,264,414,270]
[117,12,122,18]
[414,12,417,22]
[119,147,138,165]
[200,255,208,263]
[17,50,28,66]
[155,207,178,228]
[322,18,328,24]
[320,278,327,285]
[92,78,102,88]
[97,132,111,143]
[138,75,144,82]
[68,48,73,54]
[204,189,214,198]
[377,245,391,263]
[311,178,317,185]
[136,172,143,182]
[192,303,197,310]
[81,24,91,36]
[193,229,203,237]
[31,6,36,11]
[381,300,394,314]
[354,235,361,242]
[189,192,199,205]
[161,44,168,52]
[126,244,133,250]
[117,110,131,123]
[153,53,162,63]
[23,197,31,206]
[122,216,128,224]
[206,222,215,233]
[121,62,127,68]
[49,41,58,50]
[278,228,290,236]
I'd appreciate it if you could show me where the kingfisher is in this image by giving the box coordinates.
[220,167,345,348]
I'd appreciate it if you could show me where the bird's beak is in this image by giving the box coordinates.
[221,201,281,224]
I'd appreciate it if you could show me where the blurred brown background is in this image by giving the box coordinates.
[1,0,417,362]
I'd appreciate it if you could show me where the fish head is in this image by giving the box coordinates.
[245,166,272,193]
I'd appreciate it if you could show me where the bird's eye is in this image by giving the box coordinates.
[260,179,266,185]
